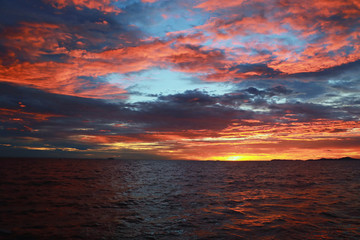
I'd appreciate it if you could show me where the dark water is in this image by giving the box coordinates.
[1,159,360,240]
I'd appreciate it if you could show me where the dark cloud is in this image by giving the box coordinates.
[0,82,129,118]
[289,60,360,80]
[268,102,350,121]
[0,83,135,148]
[1,82,356,137]
[268,85,293,95]
[278,137,360,149]
[1,81,359,158]
[133,100,250,131]
[246,87,262,95]
[244,86,293,98]
[158,90,217,105]
[0,84,251,144]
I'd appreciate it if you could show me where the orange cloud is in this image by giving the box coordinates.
[68,119,360,160]
[0,21,132,98]
[195,0,247,11]
[1,22,186,98]
[2,22,70,63]
[2,0,359,99]
[191,0,360,77]
[0,108,64,133]
[203,16,287,40]
[141,0,158,3]
[262,0,360,74]
[0,61,127,99]
[44,0,121,14]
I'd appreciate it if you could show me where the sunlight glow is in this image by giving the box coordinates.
[209,155,267,161]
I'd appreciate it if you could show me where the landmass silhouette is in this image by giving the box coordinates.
[271,157,360,161]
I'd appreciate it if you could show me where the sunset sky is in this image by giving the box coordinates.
[0,0,359,160]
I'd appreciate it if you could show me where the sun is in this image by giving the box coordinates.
[226,155,245,161]
[208,154,268,161]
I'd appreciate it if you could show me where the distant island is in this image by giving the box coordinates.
[307,157,360,161]
[271,157,360,162]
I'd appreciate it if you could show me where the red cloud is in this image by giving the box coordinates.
[203,16,287,40]
[195,0,247,11]
[0,22,129,99]
[141,0,158,3]
[192,0,360,76]
[0,108,64,121]
[0,61,127,99]
[70,119,360,160]
[2,0,359,98]
[3,22,70,62]
[44,0,121,14]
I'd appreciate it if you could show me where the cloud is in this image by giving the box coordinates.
[0,0,146,98]
[158,90,217,106]
[1,0,360,160]
[1,82,359,159]
[268,102,356,122]
[245,85,293,97]
[2,0,358,100]
[195,0,247,12]
[0,61,128,99]
[229,63,283,78]
[43,0,122,14]
[141,0,158,3]
[192,0,360,78]
[289,59,360,80]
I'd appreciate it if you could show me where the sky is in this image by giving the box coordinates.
[0,0,359,160]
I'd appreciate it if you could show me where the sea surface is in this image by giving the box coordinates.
[1,159,360,240]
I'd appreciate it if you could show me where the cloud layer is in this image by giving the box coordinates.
[0,0,359,160]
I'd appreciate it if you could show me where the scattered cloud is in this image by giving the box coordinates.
[0,0,359,159]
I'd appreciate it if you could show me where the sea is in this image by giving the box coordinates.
[0,158,360,240]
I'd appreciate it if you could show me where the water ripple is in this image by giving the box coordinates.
[0,159,360,239]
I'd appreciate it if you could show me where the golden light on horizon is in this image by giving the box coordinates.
[227,156,244,161]
[208,154,269,161]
